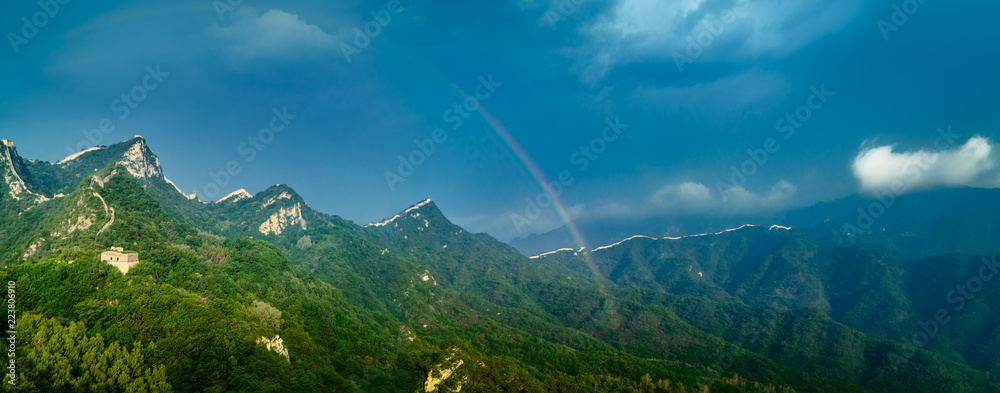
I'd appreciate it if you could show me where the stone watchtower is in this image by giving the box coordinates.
[101,247,139,274]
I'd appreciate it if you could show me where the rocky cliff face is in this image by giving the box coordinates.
[1,139,49,204]
[116,136,163,182]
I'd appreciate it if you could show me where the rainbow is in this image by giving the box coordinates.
[472,104,592,252]
[455,87,617,314]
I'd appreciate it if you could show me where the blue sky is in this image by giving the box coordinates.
[2,0,999,241]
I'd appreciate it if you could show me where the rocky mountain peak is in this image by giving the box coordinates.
[116,136,162,181]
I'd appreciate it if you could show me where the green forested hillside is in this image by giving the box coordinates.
[533,224,1000,390]
[1,137,998,392]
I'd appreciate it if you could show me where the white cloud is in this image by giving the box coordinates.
[650,179,797,214]
[720,180,797,209]
[573,0,863,81]
[651,181,711,209]
[577,179,798,224]
[475,179,798,239]
[592,201,634,218]
[852,135,1000,194]
[210,9,339,64]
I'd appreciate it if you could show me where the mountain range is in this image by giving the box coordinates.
[2,136,999,392]
[512,187,1000,260]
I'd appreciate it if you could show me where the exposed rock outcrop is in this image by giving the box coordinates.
[256,335,290,362]
[259,202,307,235]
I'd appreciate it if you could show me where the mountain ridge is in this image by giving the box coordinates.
[4,135,1000,392]
[513,187,1000,259]
[528,224,796,259]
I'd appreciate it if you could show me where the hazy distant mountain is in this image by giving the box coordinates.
[509,212,784,257]
[783,188,1000,258]
[512,187,1000,260]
